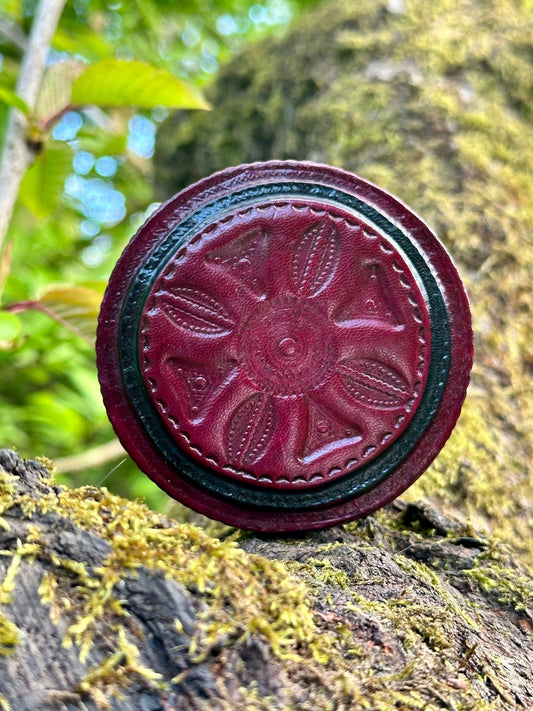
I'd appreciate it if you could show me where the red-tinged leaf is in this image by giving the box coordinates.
[0,239,14,299]
[34,59,85,124]
[38,285,102,343]
[5,286,103,344]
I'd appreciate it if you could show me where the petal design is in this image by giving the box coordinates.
[226,393,276,467]
[335,263,404,328]
[292,219,340,297]
[159,286,234,335]
[205,227,268,296]
[167,358,238,420]
[337,358,411,409]
[302,396,362,464]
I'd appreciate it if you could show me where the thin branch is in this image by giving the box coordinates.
[0,0,67,257]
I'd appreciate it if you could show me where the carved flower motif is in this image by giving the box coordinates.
[141,205,429,487]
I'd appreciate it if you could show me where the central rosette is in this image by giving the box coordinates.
[240,298,336,397]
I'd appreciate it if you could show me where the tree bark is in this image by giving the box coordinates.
[1,450,532,710]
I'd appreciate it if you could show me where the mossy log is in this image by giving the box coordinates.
[1,449,533,710]
[155,0,533,565]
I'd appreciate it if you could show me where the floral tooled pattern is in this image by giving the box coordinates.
[140,202,431,489]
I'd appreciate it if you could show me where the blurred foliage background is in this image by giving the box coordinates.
[0,0,319,511]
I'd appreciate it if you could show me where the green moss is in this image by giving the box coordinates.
[0,526,21,659]
[0,470,16,531]
[237,682,285,711]
[0,460,507,709]
[348,592,454,652]
[299,557,351,589]
[0,614,19,656]
[2,457,528,708]
[1,470,327,671]
[466,562,533,611]
[77,626,165,703]
[395,555,479,630]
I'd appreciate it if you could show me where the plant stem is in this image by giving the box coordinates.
[0,0,67,257]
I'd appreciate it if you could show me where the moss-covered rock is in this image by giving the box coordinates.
[155,0,533,565]
[2,450,533,710]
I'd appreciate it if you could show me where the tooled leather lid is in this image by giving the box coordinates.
[97,161,473,531]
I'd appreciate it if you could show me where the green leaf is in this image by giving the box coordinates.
[36,285,103,344]
[78,279,107,295]
[0,311,22,342]
[1,0,23,19]
[19,141,73,218]
[0,87,29,115]
[71,59,210,110]
[53,28,112,61]
[76,127,128,159]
